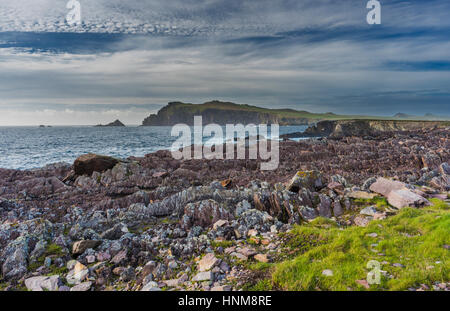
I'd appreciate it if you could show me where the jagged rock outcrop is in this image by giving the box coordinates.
[95,120,125,127]
[281,119,450,139]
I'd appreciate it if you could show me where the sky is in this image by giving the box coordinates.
[0,0,449,125]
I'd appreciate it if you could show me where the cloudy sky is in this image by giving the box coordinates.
[0,0,449,125]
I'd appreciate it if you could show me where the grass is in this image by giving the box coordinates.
[353,196,390,210]
[253,200,449,291]
[27,243,67,273]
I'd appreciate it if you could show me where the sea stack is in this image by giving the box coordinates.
[95,119,126,127]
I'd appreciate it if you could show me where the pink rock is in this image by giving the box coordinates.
[97,251,111,262]
[198,253,220,272]
[369,178,405,196]
[387,189,429,209]
[110,250,127,264]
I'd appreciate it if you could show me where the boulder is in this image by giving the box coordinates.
[72,240,101,255]
[369,177,429,209]
[192,271,214,282]
[286,170,323,193]
[439,162,450,176]
[369,178,405,197]
[198,253,220,272]
[317,194,332,218]
[254,254,269,263]
[421,152,441,169]
[25,275,61,291]
[387,189,429,209]
[180,199,232,230]
[70,281,92,291]
[66,262,89,285]
[74,153,119,176]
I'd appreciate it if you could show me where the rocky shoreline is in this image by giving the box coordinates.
[0,126,449,291]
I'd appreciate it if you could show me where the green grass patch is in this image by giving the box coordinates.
[269,201,449,291]
[353,196,390,210]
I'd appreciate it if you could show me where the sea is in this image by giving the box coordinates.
[0,125,308,170]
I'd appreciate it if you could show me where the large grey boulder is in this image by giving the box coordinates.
[25,275,61,291]
[286,170,323,193]
[370,177,429,209]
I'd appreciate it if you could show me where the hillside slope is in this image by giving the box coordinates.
[142,101,372,126]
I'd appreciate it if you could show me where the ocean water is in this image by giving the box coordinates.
[0,125,308,170]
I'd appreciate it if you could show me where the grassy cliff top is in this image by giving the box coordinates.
[160,101,450,121]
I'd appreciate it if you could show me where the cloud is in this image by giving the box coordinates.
[0,1,449,125]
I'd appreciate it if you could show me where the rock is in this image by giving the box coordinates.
[393,263,405,268]
[429,175,450,191]
[369,178,405,197]
[231,252,248,261]
[367,233,378,238]
[211,285,232,291]
[369,177,428,209]
[25,275,61,291]
[70,281,92,291]
[152,171,168,178]
[362,177,377,191]
[327,181,344,194]
[111,249,127,265]
[181,199,232,230]
[198,253,220,272]
[168,261,178,269]
[221,179,232,189]
[74,153,119,176]
[317,194,332,218]
[387,189,429,209]
[239,247,257,257]
[141,281,162,291]
[247,229,258,237]
[96,251,111,262]
[421,152,441,169]
[360,206,378,216]
[332,200,343,217]
[72,240,101,255]
[164,279,180,287]
[213,220,228,231]
[439,162,450,175]
[322,269,333,277]
[100,223,128,240]
[354,216,370,227]
[95,119,125,127]
[120,267,136,282]
[348,191,377,200]
[2,244,28,280]
[356,279,370,289]
[298,206,318,221]
[254,254,269,263]
[192,271,214,282]
[66,262,89,285]
[286,170,323,193]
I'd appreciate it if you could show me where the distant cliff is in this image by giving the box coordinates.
[282,119,450,139]
[142,101,346,126]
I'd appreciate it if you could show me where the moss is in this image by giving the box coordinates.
[210,240,234,249]
[28,243,65,272]
[267,200,449,291]
[354,196,390,210]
